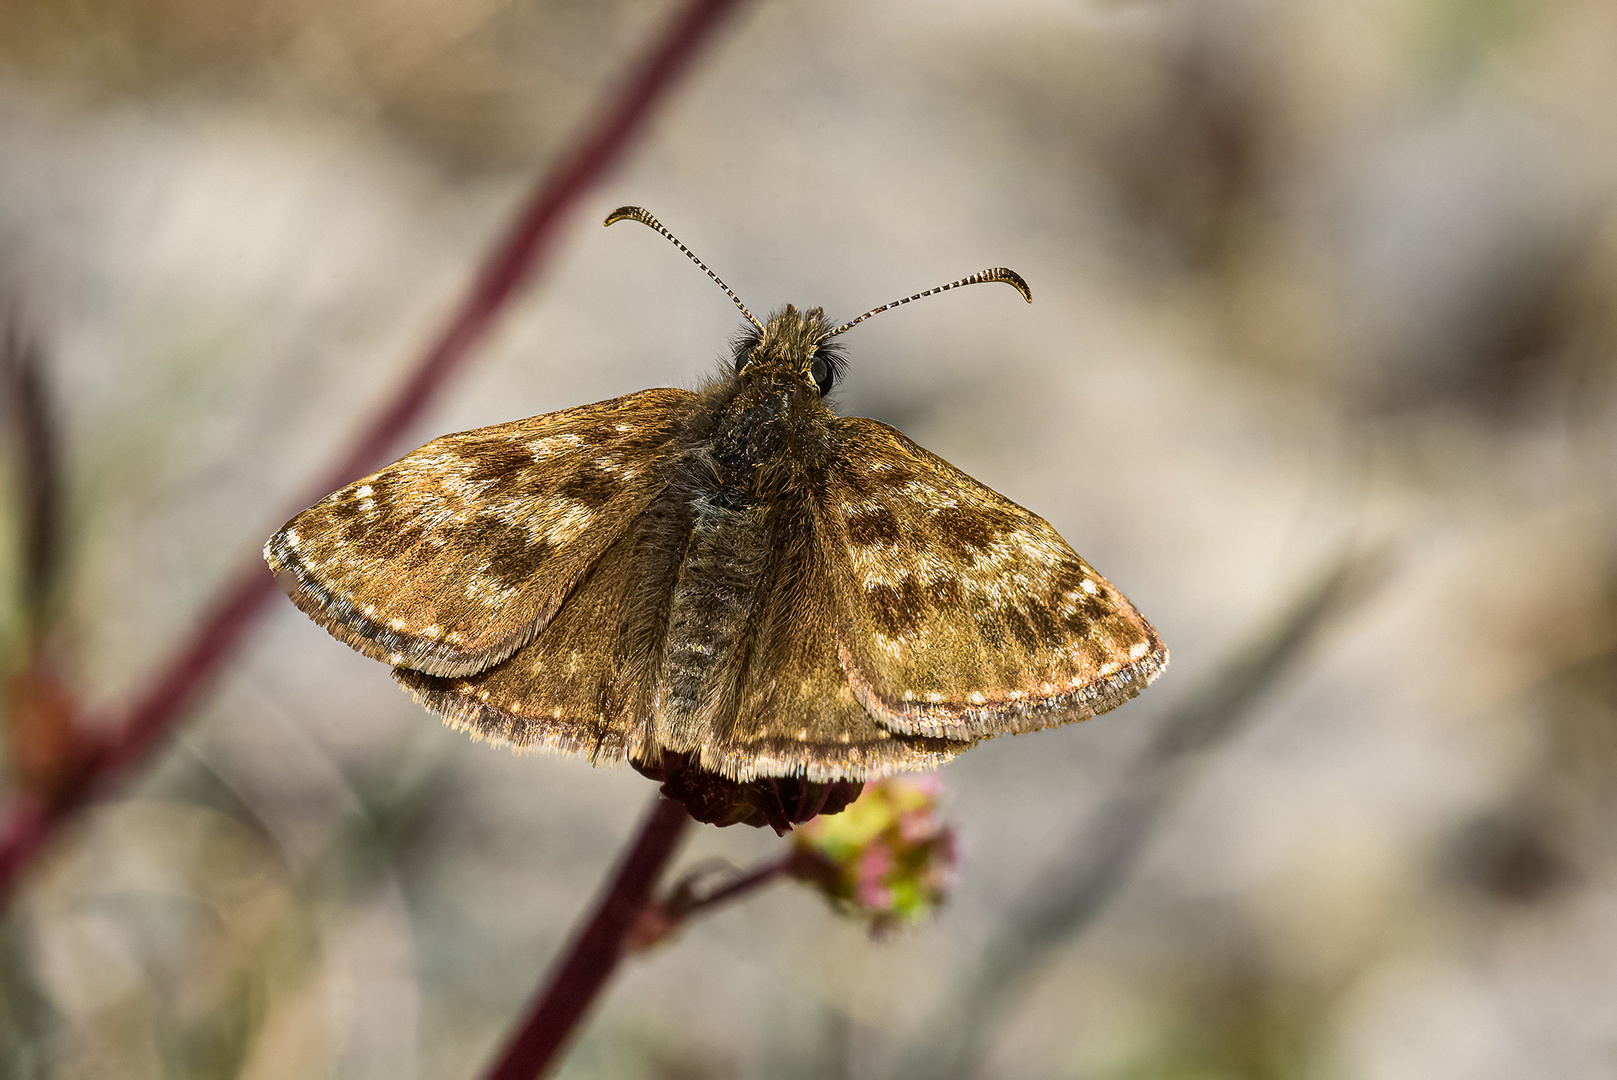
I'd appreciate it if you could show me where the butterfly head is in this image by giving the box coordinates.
[605,205,1029,407]
[731,304,847,398]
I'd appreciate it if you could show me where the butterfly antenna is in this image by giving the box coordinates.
[821,267,1032,340]
[605,206,763,332]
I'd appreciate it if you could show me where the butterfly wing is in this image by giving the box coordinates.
[819,417,1167,741]
[264,387,698,678]
[391,504,655,760]
[696,500,970,783]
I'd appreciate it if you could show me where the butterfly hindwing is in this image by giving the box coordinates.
[820,417,1167,741]
[264,387,698,678]
[698,497,970,782]
[391,511,653,761]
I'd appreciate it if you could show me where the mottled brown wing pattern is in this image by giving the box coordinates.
[392,515,648,761]
[697,501,970,783]
[395,485,969,783]
[264,388,698,677]
[820,418,1167,741]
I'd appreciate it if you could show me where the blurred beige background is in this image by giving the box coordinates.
[2,0,1616,1077]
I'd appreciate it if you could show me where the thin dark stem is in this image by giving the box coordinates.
[0,0,748,902]
[676,852,795,917]
[484,795,692,1080]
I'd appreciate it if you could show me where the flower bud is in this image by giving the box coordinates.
[791,775,957,929]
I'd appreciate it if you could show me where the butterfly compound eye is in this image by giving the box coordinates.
[810,355,834,396]
[731,335,759,374]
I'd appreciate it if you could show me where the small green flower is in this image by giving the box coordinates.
[791,775,957,930]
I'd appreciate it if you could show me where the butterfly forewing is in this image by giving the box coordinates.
[264,387,698,677]
[821,418,1167,741]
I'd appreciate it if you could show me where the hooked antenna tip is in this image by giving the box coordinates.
[605,206,653,228]
[995,267,1034,304]
[822,264,1034,340]
[602,206,762,331]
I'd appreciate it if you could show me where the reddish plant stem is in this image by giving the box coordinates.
[0,0,749,901]
[306,0,746,504]
[666,849,813,921]
[620,848,826,954]
[484,795,692,1080]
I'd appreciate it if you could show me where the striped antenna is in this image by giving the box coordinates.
[605,207,762,332]
[822,267,1032,340]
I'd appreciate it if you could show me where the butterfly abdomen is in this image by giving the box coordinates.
[654,494,774,753]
